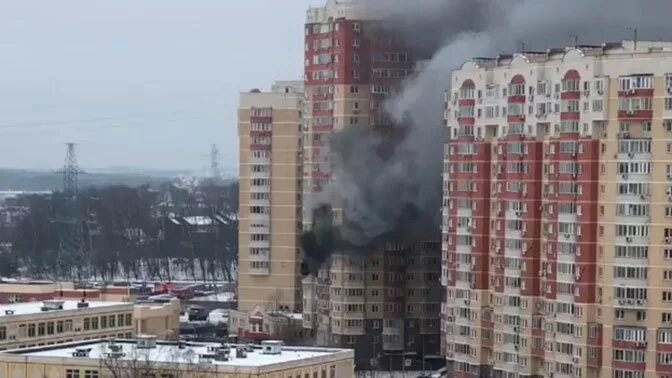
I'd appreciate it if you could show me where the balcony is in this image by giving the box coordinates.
[614,298,647,308]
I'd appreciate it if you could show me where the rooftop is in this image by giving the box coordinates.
[2,339,353,371]
[0,300,131,318]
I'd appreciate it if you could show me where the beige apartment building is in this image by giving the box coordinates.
[238,81,304,312]
[0,339,354,378]
[442,40,672,378]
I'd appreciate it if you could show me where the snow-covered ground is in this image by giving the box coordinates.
[193,292,235,302]
[207,309,229,325]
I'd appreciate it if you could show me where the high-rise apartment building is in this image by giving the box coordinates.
[441,40,672,378]
[301,0,442,371]
[237,81,304,312]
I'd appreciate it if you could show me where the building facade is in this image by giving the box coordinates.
[300,0,442,371]
[0,281,136,304]
[441,40,672,378]
[237,81,304,312]
[133,298,181,341]
[0,339,355,378]
[302,0,414,228]
[0,300,135,351]
[303,241,442,371]
[228,306,305,344]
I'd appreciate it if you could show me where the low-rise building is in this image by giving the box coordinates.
[134,298,181,341]
[0,298,181,351]
[229,306,305,344]
[0,281,136,304]
[0,338,355,377]
[0,300,135,350]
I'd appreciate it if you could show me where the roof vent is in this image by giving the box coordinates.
[77,299,89,308]
[261,340,283,355]
[72,347,92,357]
[136,335,157,349]
[236,347,248,358]
[202,345,231,362]
[4,310,14,315]
[105,341,125,359]
[42,300,64,311]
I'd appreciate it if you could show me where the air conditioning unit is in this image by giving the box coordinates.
[572,357,580,364]
[583,90,590,97]
[626,236,633,243]
[446,316,454,322]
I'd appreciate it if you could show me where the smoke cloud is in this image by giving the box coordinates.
[300,0,672,272]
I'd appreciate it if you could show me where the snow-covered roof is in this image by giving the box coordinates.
[183,216,213,226]
[0,300,132,318]
[5,340,353,371]
[193,293,235,302]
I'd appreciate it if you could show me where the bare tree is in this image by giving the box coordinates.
[100,341,216,378]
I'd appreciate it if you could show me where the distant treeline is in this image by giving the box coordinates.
[0,180,238,282]
[0,168,194,191]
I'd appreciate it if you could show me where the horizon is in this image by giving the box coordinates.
[0,0,317,172]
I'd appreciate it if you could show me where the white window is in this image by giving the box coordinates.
[614,288,647,300]
[615,224,649,237]
[617,162,651,175]
[616,203,649,217]
[614,266,648,279]
[615,246,648,258]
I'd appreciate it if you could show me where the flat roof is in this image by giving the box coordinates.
[0,300,131,317]
[4,340,352,370]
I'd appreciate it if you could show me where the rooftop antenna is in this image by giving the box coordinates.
[210,144,220,179]
[517,41,526,53]
[627,27,638,50]
[569,33,579,47]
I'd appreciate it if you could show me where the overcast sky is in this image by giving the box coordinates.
[0,0,316,175]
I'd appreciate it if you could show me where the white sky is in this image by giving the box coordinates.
[0,0,317,175]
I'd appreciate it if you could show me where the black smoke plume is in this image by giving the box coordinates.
[301,0,672,275]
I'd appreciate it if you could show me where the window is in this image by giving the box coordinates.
[592,99,603,112]
[118,314,124,328]
[614,266,647,279]
[0,326,5,340]
[28,323,35,337]
[91,317,98,330]
[66,370,81,378]
[47,322,54,335]
[615,224,649,237]
[614,287,647,300]
[614,349,646,363]
[84,371,99,378]
[613,327,647,342]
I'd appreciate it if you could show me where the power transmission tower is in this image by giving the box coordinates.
[63,142,80,196]
[210,144,220,179]
[54,143,86,281]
